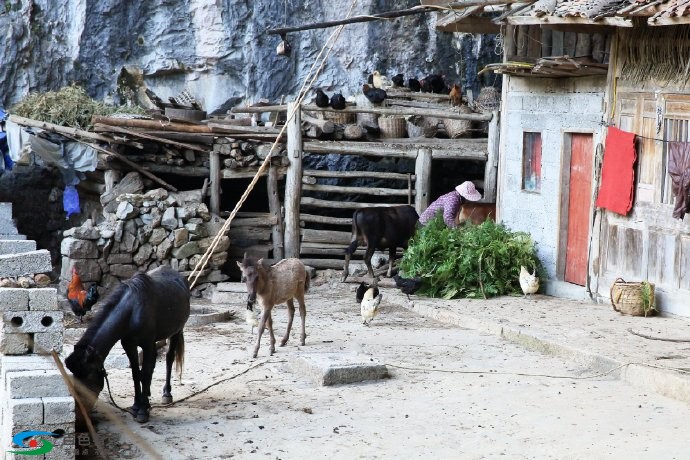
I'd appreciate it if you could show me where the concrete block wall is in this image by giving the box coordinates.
[0,203,75,459]
[498,76,606,285]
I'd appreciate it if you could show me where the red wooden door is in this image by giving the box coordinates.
[565,134,593,286]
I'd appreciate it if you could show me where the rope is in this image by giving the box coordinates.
[187,0,358,288]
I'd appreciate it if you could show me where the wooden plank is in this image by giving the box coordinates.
[551,30,564,56]
[302,183,414,196]
[92,116,213,133]
[301,197,406,209]
[303,139,488,160]
[209,150,221,217]
[303,169,415,180]
[10,115,117,144]
[483,110,500,202]
[230,216,278,227]
[527,26,542,57]
[415,148,432,215]
[303,140,414,158]
[575,33,591,57]
[229,226,272,241]
[96,124,208,152]
[300,246,362,256]
[517,25,528,56]
[298,258,346,270]
[300,229,352,245]
[221,167,286,179]
[268,163,285,259]
[300,213,352,226]
[507,15,633,27]
[284,103,303,259]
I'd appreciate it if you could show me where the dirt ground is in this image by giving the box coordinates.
[64,271,690,460]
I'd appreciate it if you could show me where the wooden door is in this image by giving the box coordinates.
[565,134,593,285]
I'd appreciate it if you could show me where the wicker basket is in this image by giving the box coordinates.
[379,116,407,138]
[406,116,439,138]
[610,278,656,317]
[355,94,379,127]
[442,104,474,138]
[324,110,356,124]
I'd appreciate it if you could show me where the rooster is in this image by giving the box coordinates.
[67,268,100,322]
[449,83,462,107]
[519,266,539,298]
[360,285,382,326]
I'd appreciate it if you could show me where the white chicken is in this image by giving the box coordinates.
[245,299,261,334]
[372,71,394,90]
[361,286,382,326]
[519,266,539,298]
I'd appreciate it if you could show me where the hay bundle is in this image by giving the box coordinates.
[11,85,146,129]
[619,27,690,85]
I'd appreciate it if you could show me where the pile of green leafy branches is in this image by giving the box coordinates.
[11,84,146,130]
[400,215,543,299]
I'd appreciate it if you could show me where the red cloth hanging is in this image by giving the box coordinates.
[595,127,637,215]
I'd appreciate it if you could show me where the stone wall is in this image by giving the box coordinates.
[59,173,230,298]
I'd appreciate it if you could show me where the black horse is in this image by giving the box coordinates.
[65,265,190,423]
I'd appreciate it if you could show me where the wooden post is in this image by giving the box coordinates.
[209,148,221,217]
[284,103,303,259]
[414,148,432,215]
[484,111,500,203]
[268,162,285,260]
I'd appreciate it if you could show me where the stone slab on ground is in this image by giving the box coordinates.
[187,304,234,327]
[290,351,388,386]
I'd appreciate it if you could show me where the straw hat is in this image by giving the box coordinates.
[456,181,482,201]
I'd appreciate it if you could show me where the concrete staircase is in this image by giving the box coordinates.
[0,202,74,460]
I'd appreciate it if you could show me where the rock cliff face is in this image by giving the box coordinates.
[0,0,494,112]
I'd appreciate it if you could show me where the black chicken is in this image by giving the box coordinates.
[330,92,346,110]
[393,274,423,296]
[362,84,386,104]
[315,89,330,108]
[407,78,421,92]
[392,73,405,87]
[356,282,369,304]
[420,74,448,94]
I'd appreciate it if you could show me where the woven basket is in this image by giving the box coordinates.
[442,104,473,138]
[474,86,500,112]
[379,116,407,138]
[324,110,356,124]
[406,116,438,138]
[610,278,656,317]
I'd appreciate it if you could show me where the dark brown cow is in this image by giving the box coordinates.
[343,205,419,282]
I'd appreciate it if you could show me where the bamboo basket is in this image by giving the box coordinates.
[355,94,379,126]
[406,116,438,138]
[379,116,407,138]
[442,104,473,138]
[610,278,656,317]
[324,110,356,124]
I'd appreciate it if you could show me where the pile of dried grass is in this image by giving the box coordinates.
[11,85,146,129]
[619,27,690,85]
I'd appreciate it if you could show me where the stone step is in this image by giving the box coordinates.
[0,240,36,255]
[0,250,52,277]
[0,234,26,241]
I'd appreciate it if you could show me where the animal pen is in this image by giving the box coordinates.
[9,90,499,279]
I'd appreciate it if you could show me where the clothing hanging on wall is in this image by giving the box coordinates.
[667,141,690,220]
[595,127,637,216]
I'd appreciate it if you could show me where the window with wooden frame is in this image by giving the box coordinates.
[661,96,690,205]
[522,132,542,192]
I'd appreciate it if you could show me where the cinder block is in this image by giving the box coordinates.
[33,332,63,354]
[0,331,30,355]
[6,370,70,398]
[3,311,64,334]
[0,250,52,277]
[28,288,59,311]
[6,397,44,426]
[0,288,29,311]
[290,352,389,386]
[42,397,75,424]
[0,239,36,255]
